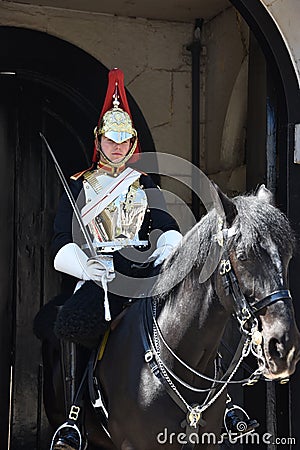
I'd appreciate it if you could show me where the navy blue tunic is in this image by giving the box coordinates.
[52,172,181,345]
[52,172,180,297]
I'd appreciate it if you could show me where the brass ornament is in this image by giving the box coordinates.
[252,329,263,346]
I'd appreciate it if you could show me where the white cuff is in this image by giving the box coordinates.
[54,242,90,280]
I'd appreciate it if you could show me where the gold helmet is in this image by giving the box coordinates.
[98,107,137,144]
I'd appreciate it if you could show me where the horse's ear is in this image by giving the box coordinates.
[212,182,237,227]
[256,184,275,205]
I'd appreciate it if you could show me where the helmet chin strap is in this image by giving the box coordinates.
[95,136,138,168]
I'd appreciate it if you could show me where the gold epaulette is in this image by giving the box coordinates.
[70,164,94,181]
[83,170,103,194]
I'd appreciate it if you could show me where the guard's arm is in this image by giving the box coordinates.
[54,242,115,282]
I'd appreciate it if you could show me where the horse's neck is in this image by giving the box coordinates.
[156,275,229,372]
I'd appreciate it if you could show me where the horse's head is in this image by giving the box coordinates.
[216,185,300,381]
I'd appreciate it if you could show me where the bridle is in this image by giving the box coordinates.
[219,249,292,331]
[140,221,293,443]
[218,245,292,383]
[219,224,292,328]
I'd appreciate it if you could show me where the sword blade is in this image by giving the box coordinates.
[39,132,96,257]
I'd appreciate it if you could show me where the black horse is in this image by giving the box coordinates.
[39,185,300,450]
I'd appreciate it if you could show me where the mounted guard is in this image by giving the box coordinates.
[46,68,182,449]
[34,69,265,450]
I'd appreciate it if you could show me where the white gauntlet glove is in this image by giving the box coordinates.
[86,256,115,282]
[54,243,115,282]
[150,230,182,267]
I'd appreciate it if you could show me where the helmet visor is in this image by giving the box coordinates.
[104,130,133,144]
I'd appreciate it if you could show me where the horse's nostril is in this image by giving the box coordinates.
[269,338,285,359]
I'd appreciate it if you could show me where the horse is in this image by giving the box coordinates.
[38,184,300,450]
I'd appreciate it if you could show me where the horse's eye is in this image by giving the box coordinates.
[236,252,247,261]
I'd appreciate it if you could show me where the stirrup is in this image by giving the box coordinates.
[224,404,259,438]
[50,422,86,450]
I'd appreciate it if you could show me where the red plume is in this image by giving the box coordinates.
[92,68,140,163]
[99,68,131,123]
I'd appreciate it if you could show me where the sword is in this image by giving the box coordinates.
[40,132,114,321]
[39,132,96,258]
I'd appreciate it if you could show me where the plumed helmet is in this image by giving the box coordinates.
[92,68,140,166]
[70,69,140,179]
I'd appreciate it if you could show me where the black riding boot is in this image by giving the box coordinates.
[61,340,77,416]
[51,341,87,450]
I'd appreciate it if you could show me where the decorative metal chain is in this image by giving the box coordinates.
[152,302,256,386]
[152,312,233,385]
[196,339,251,414]
[158,355,217,393]
[152,300,192,412]
[151,299,252,415]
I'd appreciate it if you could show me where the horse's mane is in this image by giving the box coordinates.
[231,195,295,257]
[154,193,295,300]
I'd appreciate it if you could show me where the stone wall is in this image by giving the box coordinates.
[201,7,249,195]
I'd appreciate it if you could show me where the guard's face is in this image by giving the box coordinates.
[100,135,131,162]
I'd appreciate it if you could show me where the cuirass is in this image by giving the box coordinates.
[83,169,148,251]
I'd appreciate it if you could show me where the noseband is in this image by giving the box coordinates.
[251,290,292,313]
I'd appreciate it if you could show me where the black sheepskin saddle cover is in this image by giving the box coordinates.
[34,281,126,349]
[54,281,108,349]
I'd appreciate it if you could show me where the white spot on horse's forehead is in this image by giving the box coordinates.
[264,237,279,255]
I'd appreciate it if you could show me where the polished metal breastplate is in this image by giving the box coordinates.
[83,170,148,251]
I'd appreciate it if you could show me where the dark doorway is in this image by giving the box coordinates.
[230,2,300,448]
[0,26,155,449]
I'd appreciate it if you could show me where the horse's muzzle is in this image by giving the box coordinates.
[263,337,300,380]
